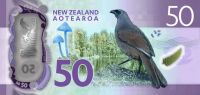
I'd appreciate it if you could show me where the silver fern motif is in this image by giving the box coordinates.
[20,18,37,57]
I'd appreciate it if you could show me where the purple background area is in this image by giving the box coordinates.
[1,85,200,95]
[0,0,6,27]
[122,85,200,95]
[155,0,200,27]
[122,0,200,27]
[4,0,200,27]
[0,85,6,95]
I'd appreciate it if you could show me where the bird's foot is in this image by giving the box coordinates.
[118,58,132,65]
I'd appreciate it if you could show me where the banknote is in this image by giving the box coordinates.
[1,0,200,95]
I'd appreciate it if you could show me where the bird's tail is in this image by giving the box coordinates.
[141,55,167,89]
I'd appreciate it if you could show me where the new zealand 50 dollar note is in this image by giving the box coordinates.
[1,0,200,95]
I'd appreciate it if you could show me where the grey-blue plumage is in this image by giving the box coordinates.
[110,9,167,88]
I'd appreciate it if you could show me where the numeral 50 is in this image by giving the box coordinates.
[166,5,194,27]
[55,59,93,87]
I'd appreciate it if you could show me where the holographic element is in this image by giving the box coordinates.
[9,0,51,92]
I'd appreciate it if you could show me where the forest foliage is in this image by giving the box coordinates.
[67,29,144,74]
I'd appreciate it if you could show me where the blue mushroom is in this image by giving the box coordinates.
[57,22,72,58]
[53,35,65,57]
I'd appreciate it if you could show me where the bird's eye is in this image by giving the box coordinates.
[115,10,121,14]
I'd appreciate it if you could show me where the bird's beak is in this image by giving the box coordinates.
[110,10,116,14]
